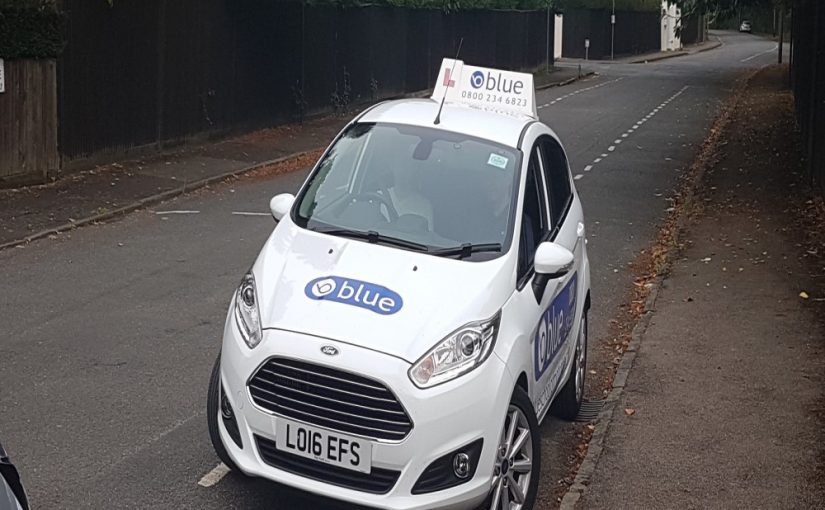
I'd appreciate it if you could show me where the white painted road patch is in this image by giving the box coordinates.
[198,463,230,488]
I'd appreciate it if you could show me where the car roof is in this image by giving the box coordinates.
[358,98,534,148]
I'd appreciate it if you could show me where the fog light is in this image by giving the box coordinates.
[220,391,234,420]
[453,453,471,479]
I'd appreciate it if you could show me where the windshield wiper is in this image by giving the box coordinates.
[312,227,430,252]
[430,243,502,259]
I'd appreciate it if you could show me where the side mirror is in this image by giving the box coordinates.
[534,241,575,278]
[269,193,295,221]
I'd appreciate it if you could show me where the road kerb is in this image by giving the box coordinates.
[557,65,762,510]
[536,71,596,91]
[0,149,319,252]
[559,280,662,510]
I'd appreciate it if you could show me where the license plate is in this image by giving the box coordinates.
[275,418,372,474]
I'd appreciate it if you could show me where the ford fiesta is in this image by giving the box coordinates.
[207,60,591,510]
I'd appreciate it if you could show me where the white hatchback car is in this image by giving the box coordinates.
[208,60,591,510]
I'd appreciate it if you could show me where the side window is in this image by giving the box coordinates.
[539,137,573,228]
[517,147,549,281]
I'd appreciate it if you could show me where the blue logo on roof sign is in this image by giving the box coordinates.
[470,71,485,89]
[305,276,403,315]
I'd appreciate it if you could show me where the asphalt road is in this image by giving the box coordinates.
[0,32,782,510]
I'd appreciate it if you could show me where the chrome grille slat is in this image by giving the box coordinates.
[264,362,390,392]
[249,357,413,441]
[272,401,408,438]
[249,381,409,417]
[255,370,397,404]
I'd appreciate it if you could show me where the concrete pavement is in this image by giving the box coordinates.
[0,31,788,510]
[576,66,825,508]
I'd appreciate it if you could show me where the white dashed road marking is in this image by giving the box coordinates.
[740,45,779,63]
[232,211,270,216]
[537,77,624,110]
[198,463,230,488]
[577,85,689,178]
[155,210,200,215]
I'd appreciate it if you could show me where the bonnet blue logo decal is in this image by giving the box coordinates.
[305,276,403,315]
[534,273,578,380]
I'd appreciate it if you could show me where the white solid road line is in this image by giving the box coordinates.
[232,211,270,216]
[155,210,200,215]
[198,463,230,488]
[740,45,779,63]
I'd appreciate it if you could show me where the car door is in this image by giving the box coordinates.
[506,140,560,419]
[538,135,584,400]
[529,134,584,420]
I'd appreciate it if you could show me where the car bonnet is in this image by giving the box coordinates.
[252,223,513,364]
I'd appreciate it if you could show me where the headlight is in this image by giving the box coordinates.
[409,312,501,388]
[234,272,262,349]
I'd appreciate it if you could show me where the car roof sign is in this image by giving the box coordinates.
[431,58,537,119]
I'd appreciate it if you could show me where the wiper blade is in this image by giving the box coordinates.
[313,227,430,252]
[430,243,502,259]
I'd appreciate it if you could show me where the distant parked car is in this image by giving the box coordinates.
[740,21,752,33]
[0,442,29,510]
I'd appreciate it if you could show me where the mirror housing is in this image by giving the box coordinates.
[532,242,575,302]
[534,241,575,278]
[269,193,295,221]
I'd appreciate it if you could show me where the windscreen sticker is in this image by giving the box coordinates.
[305,276,403,315]
[534,273,578,380]
[487,153,509,169]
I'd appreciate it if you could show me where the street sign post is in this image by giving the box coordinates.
[585,39,590,61]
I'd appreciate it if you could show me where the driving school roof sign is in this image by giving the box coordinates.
[432,58,537,119]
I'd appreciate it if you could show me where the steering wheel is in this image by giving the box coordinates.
[351,191,399,222]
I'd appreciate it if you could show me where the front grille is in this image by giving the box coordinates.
[248,357,413,441]
[255,435,400,494]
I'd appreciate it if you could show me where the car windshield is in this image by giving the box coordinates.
[294,122,521,258]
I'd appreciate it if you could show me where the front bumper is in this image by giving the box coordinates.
[218,324,515,510]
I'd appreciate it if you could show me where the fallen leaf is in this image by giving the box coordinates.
[799,291,809,300]
[624,408,636,416]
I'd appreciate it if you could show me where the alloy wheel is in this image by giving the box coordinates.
[489,405,533,510]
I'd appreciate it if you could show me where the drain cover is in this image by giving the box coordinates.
[575,399,605,422]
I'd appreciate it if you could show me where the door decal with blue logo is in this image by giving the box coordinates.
[305,276,403,315]
[534,273,578,380]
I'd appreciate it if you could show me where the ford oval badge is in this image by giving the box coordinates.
[320,345,339,356]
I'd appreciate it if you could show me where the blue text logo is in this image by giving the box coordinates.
[305,276,403,315]
[534,273,578,380]
[469,70,524,94]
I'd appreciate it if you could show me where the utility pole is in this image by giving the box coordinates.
[546,5,551,73]
[778,7,784,64]
[611,0,616,60]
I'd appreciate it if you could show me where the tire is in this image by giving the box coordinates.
[486,386,540,510]
[551,311,588,421]
[207,354,241,473]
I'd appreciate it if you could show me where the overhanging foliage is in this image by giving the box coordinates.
[0,2,63,59]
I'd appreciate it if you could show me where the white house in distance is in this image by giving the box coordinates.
[661,0,682,51]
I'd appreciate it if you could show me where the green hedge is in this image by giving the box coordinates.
[0,6,64,59]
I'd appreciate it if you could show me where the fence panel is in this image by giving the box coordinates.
[792,0,824,196]
[0,59,58,185]
[59,0,161,159]
[57,3,551,164]
[562,9,659,60]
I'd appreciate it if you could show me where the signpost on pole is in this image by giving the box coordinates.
[585,39,590,61]
[611,0,616,60]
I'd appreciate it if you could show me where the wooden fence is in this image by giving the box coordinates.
[0,59,59,186]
